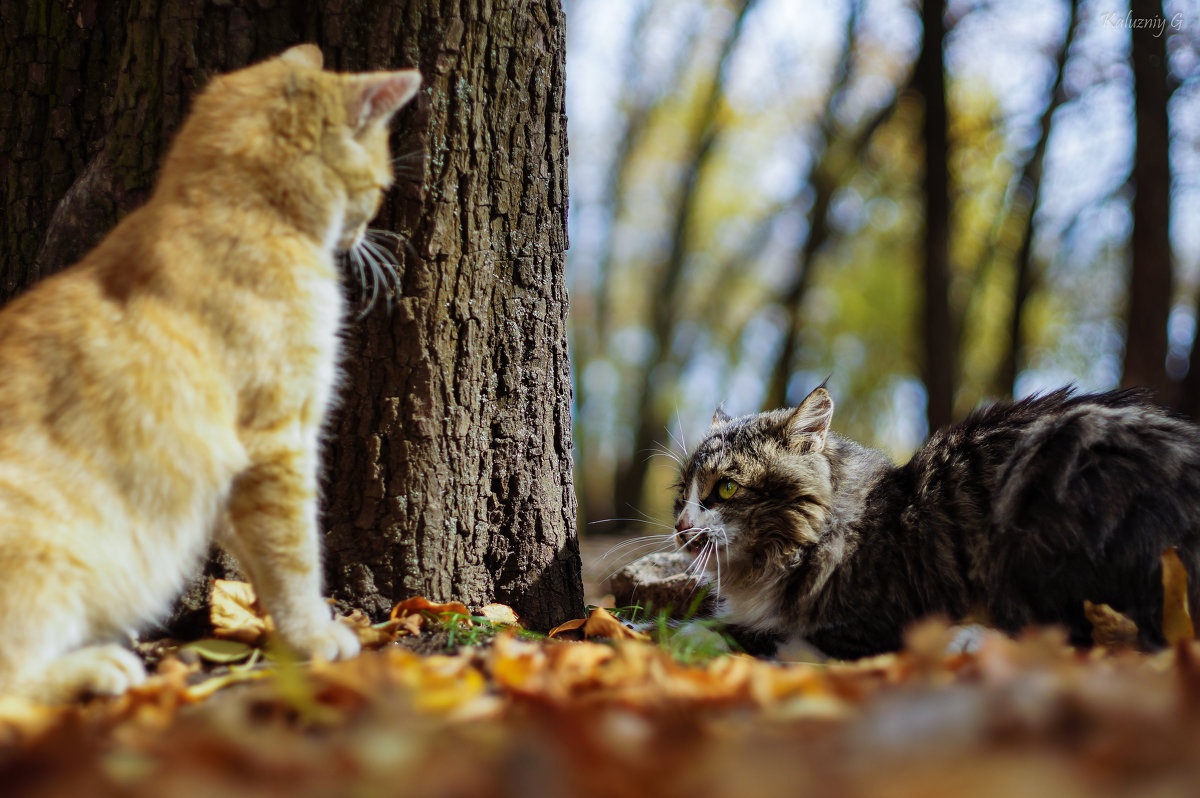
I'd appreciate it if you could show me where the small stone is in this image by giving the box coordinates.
[610,551,717,619]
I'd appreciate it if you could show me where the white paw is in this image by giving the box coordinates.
[278,616,361,662]
[37,644,147,702]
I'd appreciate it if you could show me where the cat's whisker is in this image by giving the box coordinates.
[365,228,406,246]
[598,549,679,582]
[350,245,383,320]
[346,250,368,298]
[346,230,404,319]
[596,538,680,568]
[601,533,675,555]
[713,541,722,600]
[391,149,425,166]
[344,249,378,321]
[402,238,421,262]
[588,532,682,581]
[666,409,688,460]
[360,239,398,306]
[684,541,717,606]
[632,507,672,527]
[587,517,675,532]
[681,532,714,578]
[647,443,683,467]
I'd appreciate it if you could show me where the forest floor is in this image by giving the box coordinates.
[4,541,1200,797]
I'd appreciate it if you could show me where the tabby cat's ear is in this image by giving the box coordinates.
[279,44,324,70]
[712,405,732,427]
[346,70,422,131]
[786,387,834,452]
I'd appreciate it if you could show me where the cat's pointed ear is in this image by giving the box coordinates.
[786,387,834,452]
[711,405,732,427]
[347,70,422,130]
[279,44,324,70]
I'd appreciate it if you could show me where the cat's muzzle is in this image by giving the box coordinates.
[675,526,708,554]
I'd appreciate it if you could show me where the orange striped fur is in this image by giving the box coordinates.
[0,45,420,701]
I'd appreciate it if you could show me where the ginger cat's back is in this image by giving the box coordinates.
[0,45,421,701]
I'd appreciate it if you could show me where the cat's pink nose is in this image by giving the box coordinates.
[675,515,691,535]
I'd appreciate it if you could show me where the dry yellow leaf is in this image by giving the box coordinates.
[1084,600,1139,650]
[547,616,586,640]
[337,609,405,649]
[1162,547,1195,645]
[479,603,522,627]
[583,607,649,641]
[548,608,649,642]
[209,579,272,645]
[389,596,473,624]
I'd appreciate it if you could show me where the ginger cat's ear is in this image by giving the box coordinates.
[346,70,422,130]
[279,44,324,69]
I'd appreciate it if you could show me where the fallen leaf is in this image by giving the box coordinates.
[547,617,586,640]
[479,603,522,627]
[182,668,273,702]
[398,613,425,636]
[210,579,272,645]
[389,597,473,634]
[583,608,649,641]
[1162,547,1195,645]
[337,609,404,649]
[0,695,66,745]
[548,608,648,642]
[181,638,256,664]
[1084,600,1139,650]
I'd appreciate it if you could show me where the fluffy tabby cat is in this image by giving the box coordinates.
[0,45,421,700]
[673,386,1200,658]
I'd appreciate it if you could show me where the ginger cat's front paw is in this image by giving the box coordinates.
[277,614,362,662]
[34,644,147,702]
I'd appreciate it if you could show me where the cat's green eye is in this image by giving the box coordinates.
[717,478,738,501]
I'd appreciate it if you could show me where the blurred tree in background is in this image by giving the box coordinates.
[565,0,1200,528]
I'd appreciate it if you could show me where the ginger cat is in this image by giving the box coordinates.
[0,45,421,701]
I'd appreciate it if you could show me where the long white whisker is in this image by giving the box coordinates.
[588,517,675,531]
[347,250,368,298]
[682,536,712,578]
[598,548,682,581]
[362,239,401,311]
[647,443,683,467]
[598,537,678,563]
[666,411,687,460]
[366,228,406,243]
[352,245,381,320]
[713,536,722,599]
[602,533,675,553]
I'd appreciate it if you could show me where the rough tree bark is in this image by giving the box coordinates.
[0,0,582,631]
[322,1,582,630]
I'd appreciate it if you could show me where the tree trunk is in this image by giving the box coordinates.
[1123,0,1174,402]
[0,0,583,632]
[916,0,955,432]
[322,1,582,631]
